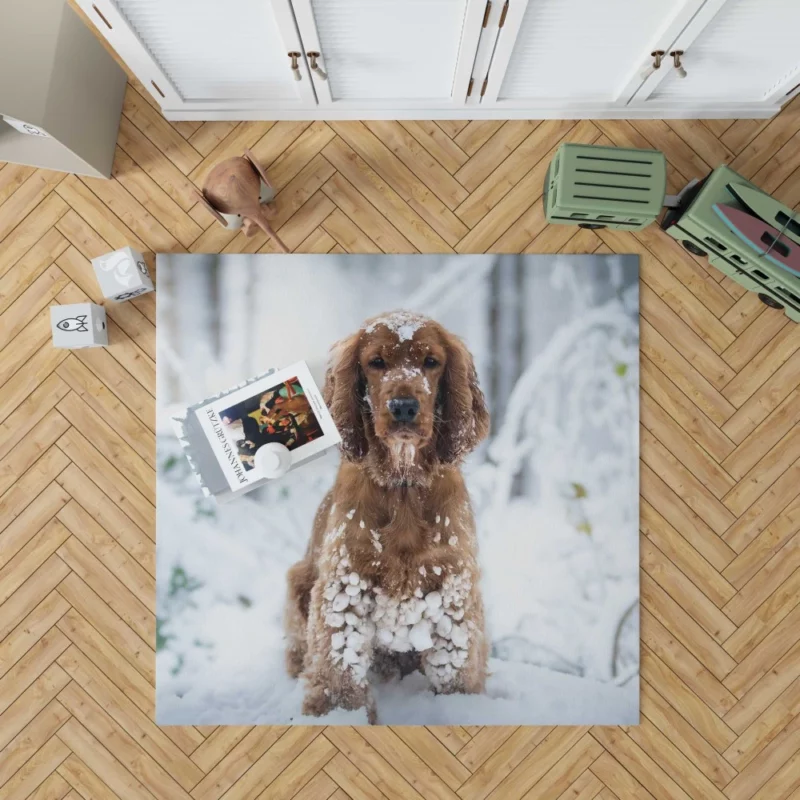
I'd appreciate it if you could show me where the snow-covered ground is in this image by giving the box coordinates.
[156,254,640,725]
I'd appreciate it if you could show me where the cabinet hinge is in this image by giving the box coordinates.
[480,77,488,97]
[499,0,509,27]
[482,1,492,27]
[467,77,474,97]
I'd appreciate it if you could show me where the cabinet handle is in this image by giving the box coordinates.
[307,52,328,81]
[670,50,687,79]
[92,4,113,29]
[288,52,302,81]
[640,50,665,81]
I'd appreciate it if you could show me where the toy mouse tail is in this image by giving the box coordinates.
[254,212,289,253]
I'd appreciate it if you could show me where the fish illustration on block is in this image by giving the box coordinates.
[713,204,800,277]
[56,315,89,332]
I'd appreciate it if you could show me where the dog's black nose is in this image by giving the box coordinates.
[388,397,419,422]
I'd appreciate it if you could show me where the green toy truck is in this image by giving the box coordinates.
[544,143,667,231]
[660,165,800,323]
[544,142,800,323]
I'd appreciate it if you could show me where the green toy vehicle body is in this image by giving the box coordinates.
[661,165,800,323]
[544,143,666,231]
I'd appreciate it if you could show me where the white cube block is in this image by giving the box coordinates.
[92,246,154,301]
[51,303,108,348]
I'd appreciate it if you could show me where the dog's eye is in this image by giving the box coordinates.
[368,357,386,369]
[423,356,440,368]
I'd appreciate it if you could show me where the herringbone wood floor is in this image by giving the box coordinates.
[2,61,800,800]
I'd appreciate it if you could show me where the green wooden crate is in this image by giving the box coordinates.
[661,164,800,323]
[544,143,667,231]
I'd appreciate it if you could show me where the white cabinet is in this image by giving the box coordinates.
[290,0,486,109]
[76,0,800,120]
[480,0,706,107]
[82,0,316,111]
[631,0,800,109]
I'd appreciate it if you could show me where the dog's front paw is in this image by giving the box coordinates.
[302,685,334,718]
[286,647,305,679]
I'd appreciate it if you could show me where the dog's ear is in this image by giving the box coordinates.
[324,332,369,461]
[436,330,490,464]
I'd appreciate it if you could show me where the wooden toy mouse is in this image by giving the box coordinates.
[196,149,289,253]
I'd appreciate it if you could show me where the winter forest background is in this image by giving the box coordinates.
[156,253,640,725]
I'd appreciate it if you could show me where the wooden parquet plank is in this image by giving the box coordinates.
[642,392,735,498]
[589,751,656,800]
[187,122,238,157]
[641,536,736,642]
[55,175,148,254]
[457,727,551,800]
[324,727,427,800]
[457,121,598,251]
[56,646,203,790]
[721,349,800,445]
[189,727,288,800]
[116,116,200,211]
[121,85,201,176]
[2,70,800,800]
[641,500,735,609]
[454,121,506,156]
[639,679,738,790]
[55,572,154,684]
[722,388,800,479]
[607,234,736,358]
[0,170,66,243]
[0,163,36,206]
[323,751,387,799]
[640,357,735,464]
[453,120,539,192]
[401,121,470,174]
[56,719,158,800]
[357,726,460,799]
[364,120,469,210]
[722,458,800,552]
[56,536,154,641]
[0,591,70,682]
[56,681,195,799]
[0,733,71,800]
[324,129,460,250]
[258,733,337,799]
[454,120,573,229]
[642,576,738,683]
[0,699,72,788]
[0,193,68,279]
[264,121,336,191]
[0,228,68,316]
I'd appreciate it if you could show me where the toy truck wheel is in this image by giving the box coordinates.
[758,293,784,310]
[578,223,606,230]
[682,240,707,257]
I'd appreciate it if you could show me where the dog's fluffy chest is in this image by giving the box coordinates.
[321,546,473,684]
[371,587,468,653]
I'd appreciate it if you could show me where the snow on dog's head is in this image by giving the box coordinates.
[322,311,490,482]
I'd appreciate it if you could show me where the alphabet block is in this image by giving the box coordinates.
[92,246,154,301]
[50,303,108,348]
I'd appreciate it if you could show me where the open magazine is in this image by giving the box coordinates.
[172,362,340,502]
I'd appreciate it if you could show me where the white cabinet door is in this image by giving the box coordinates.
[289,0,486,109]
[76,0,316,112]
[631,0,800,108]
[479,0,707,110]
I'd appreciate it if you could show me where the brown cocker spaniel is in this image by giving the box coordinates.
[284,311,490,722]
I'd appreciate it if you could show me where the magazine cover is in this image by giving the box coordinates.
[194,361,340,492]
